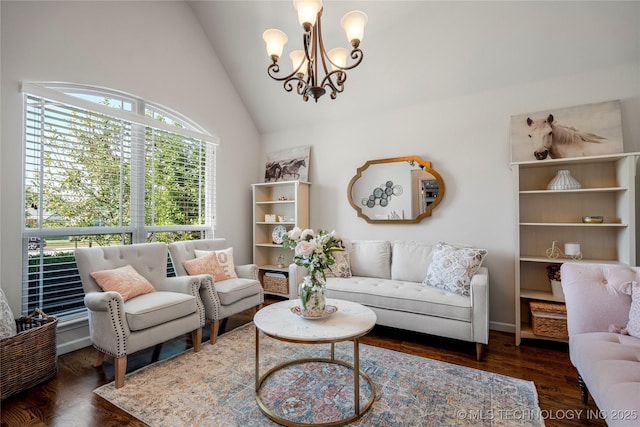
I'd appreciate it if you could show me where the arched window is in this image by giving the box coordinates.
[21,82,218,318]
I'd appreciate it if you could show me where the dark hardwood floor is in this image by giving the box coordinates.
[1,297,606,427]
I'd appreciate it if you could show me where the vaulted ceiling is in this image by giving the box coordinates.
[188,1,640,134]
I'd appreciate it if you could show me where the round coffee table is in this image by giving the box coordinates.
[253,298,377,427]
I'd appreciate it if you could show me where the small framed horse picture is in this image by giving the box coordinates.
[264,145,310,182]
[510,100,623,163]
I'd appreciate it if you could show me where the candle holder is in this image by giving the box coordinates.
[545,240,582,260]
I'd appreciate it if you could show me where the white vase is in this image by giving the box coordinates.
[550,280,565,300]
[298,275,326,317]
[547,169,581,190]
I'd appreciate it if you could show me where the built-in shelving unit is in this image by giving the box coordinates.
[252,181,310,297]
[512,153,639,344]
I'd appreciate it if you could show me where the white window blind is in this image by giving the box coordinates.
[22,83,217,318]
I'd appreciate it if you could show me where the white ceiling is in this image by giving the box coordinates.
[188,1,640,134]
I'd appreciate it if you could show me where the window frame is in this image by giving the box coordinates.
[21,82,219,319]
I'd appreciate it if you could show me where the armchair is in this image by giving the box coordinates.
[75,242,205,388]
[561,262,640,425]
[168,239,264,343]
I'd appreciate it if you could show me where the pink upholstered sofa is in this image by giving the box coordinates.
[561,262,640,426]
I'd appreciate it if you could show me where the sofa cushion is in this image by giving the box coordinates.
[325,251,352,278]
[91,264,156,302]
[325,277,472,322]
[124,291,197,331]
[348,240,391,279]
[423,242,487,297]
[214,278,263,306]
[194,247,238,279]
[182,251,228,282]
[570,332,640,423]
[391,240,434,283]
[561,263,638,335]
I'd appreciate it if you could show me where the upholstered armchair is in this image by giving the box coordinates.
[168,239,264,343]
[561,262,640,424]
[75,243,205,388]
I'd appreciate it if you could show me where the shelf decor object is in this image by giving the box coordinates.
[545,240,582,260]
[581,215,603,224]
[512,152,639,345]
[262,0,367,102]
[547,169,581,190]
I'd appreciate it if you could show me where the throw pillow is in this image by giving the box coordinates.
[626,281,640,338]
[391,241,434,282]
[422,242,487,297]
[194,247,238,279]
[90,264,156,302]
[325,251,352,278]
[183,251,228,282]
[0,288,17,339]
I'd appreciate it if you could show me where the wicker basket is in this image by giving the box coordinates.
[1,309,58,400]
[530,301,568,340]
[263,273,289,295]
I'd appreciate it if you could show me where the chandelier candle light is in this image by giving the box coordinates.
[262,0,367,102]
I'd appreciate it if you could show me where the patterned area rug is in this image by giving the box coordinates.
[95,323,544,426]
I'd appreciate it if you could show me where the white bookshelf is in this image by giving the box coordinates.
[512,153,639,345]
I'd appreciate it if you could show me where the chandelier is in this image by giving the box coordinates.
[262,0,368,102]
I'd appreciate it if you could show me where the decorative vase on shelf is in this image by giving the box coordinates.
[550,280,565,300]
[298,275,326,317]
[547,169,581,190]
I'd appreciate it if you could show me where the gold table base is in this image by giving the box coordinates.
[255,328,375,427]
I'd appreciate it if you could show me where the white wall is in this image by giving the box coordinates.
[260,62,640,330]
[0,1,260,351]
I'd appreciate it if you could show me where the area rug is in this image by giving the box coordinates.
[95,323,544,426]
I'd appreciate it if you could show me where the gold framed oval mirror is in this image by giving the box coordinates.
[347,155,445,224]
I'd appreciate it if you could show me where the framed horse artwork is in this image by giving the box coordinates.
[264,145,310,182]
[510,100,623,163]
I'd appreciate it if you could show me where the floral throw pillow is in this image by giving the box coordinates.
[194,248,238,279]
[0,288,17,339]
[422,242,487,297]
[183,251,228,282]
[325,251,352,278]
[626,281,640,338]
[90,264,156,302]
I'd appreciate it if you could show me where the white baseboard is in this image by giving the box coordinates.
[490,321,515,334]
[58,336,93,355]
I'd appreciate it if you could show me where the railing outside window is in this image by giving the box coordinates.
[22,83,218,318]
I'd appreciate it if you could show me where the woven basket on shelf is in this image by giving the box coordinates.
[1,309,58,400]
[263,275,289,295]
[530,301,568,340]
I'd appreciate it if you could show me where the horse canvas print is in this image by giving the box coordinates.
[510,100,623,162]
[264,145,310,182]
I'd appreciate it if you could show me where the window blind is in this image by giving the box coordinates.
[22,83,217,318]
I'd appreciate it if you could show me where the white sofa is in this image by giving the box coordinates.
[561,262,640,426]
[289,240,489,360]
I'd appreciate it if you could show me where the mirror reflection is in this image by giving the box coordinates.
[347,155,445,223]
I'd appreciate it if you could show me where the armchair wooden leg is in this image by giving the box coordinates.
[151,343,163,362]
[192,328,202,352]
[210,320,220,344]
[475,343,486,361]
[220,318,229,335]
[114,355,127,389]
[578,374,589,404]
[93,350,106,367]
